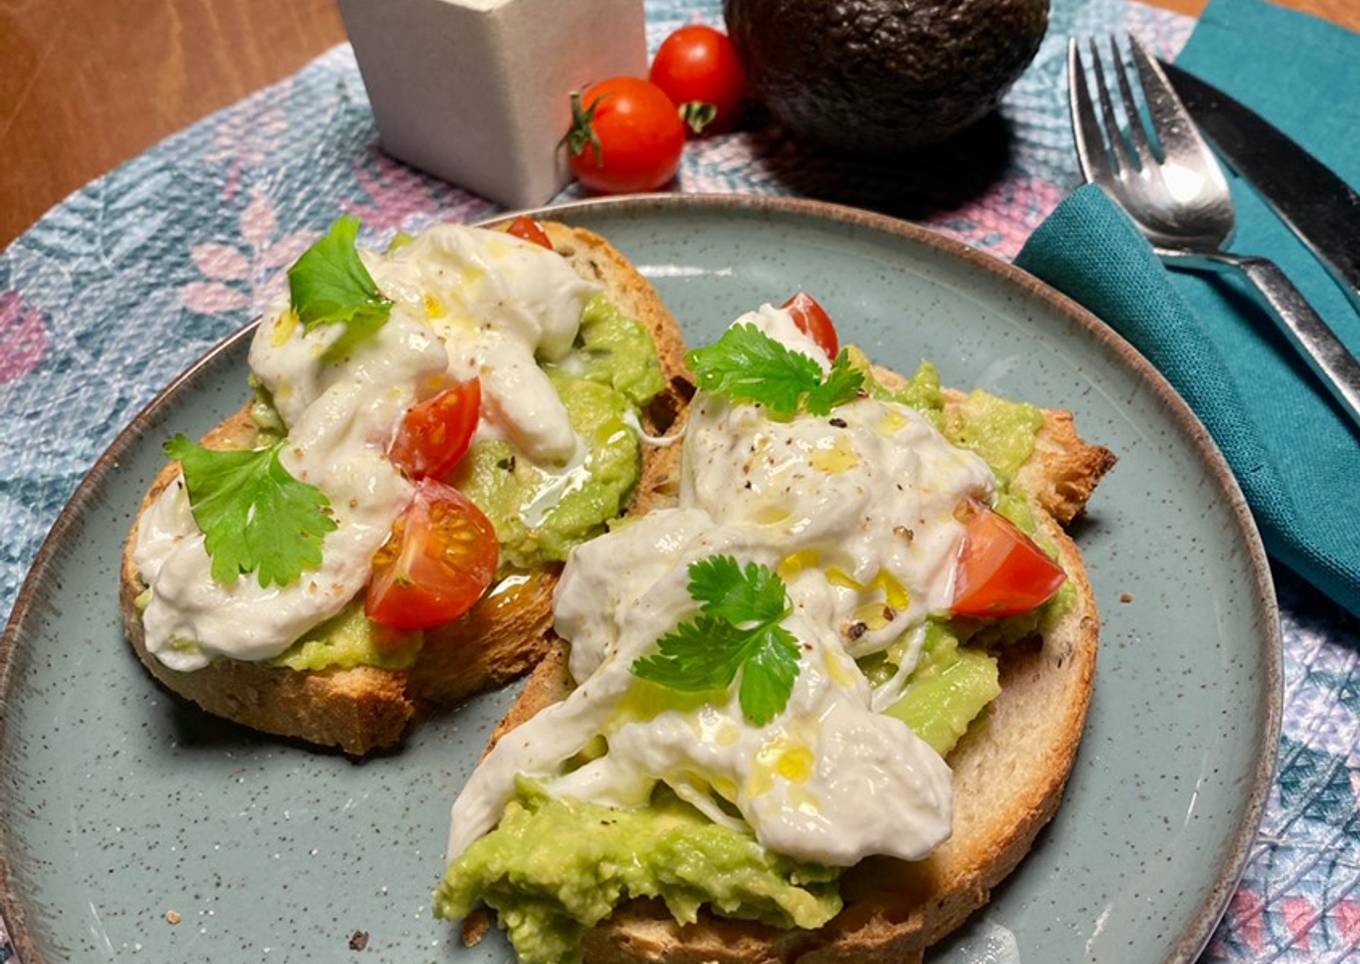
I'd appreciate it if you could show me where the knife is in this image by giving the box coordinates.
[1161,61,1360,314]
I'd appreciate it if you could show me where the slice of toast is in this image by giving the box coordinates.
[119,222,694,756]
[469,375,1115,962]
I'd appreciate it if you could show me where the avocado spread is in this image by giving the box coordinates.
[267,599,422,671]
[435,779,842,964]
[453,295,664,573]
[882,622,1001,755]
[845,344,1044,478]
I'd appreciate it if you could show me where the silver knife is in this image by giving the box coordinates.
[1161,61,1360,314]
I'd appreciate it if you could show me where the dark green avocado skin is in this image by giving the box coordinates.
[724,0,1049,149]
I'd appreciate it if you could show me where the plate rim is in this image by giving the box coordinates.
[0,192,1281,964]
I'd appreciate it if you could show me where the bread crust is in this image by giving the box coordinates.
[472,382,1111,962]
[119,222,693,755]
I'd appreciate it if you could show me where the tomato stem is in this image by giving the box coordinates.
[565,89,606,166]
[679,101,718,135]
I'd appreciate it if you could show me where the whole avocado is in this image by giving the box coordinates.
[723,0,1049,149]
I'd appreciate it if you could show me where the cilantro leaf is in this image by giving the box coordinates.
[165,434,337,588]
[287,216,392,359]
[804,350,865,415]
[685,324,864,417]
[738,624,802,726]
[631,614,748,693]
[686,323,822,416]
[688,554,787,626]
[631,556,802,726]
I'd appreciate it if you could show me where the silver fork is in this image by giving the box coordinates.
[1068,35,1360,432]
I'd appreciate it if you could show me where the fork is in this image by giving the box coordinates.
[1068,35,1360,432]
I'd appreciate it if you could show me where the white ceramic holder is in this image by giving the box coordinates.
[339,0,647,209]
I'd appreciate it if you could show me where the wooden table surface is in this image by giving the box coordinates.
[1,0,1356,248]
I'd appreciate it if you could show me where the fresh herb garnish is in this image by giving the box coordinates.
[631,555,802,726]
[685,323,864,417]
[165,435,337,588]
[287,215,392,361]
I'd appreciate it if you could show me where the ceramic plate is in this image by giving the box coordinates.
[0,195,1279,964]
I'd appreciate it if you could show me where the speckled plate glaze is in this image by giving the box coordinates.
[0,195,1279,964]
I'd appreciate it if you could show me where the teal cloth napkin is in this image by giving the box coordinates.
[1016,0,1360,616]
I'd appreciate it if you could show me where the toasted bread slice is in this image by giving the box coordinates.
[119,222,694,756]
[469,376,1114,962]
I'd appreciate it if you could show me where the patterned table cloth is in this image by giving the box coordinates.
[2,0,1356,960]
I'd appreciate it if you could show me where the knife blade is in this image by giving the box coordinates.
[1161,61,1360,314]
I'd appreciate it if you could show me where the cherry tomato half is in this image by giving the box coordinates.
[388,378,481,481]
[650,25,747,136]
[566,77,685,194]
[366,478,499,630]
[781,292,839,359]
[507,216,553,250]
[951,501,1067,618]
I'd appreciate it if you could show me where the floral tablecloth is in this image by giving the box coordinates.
[2,0,1357,960]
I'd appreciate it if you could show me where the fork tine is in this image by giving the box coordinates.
[1067,39,1114,186]
[1107,35,1157,166]
[1086,39,1135,175]
[1126,35,1220,167]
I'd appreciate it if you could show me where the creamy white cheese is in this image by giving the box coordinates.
[683,382,994,657]
[372,226,599,465]
[134,225,600,670]
[447,305,998,869]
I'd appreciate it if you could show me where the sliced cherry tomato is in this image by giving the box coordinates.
[951,500,1066,618]
[388,378,481,481]
[650,25,747,136]
[507,215,553,250]
[366,478,499,630]
[781,292,839,359]
[566,77,685,194]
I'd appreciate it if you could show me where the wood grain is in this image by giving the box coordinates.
[1,0,1356,248]
[0,0,345,246]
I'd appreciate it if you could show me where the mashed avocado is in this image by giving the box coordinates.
[246,374,287,444]
[453,297,663,573]
[268,599,422,671]
[454,374,643,572]
[436,780,841,964]
[846,345,944,422]
[844,343,1043,480]
[942,390,1044,482]
[564,294,667,406]
[882,623,1000,756]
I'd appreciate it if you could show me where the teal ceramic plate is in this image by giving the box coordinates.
[0,195,1279,964]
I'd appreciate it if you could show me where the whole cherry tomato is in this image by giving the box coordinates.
[650,25,747,135]
[781,292,839,359]
[566,77,685,194]
[506,216,553,249]
[388,378,481,481]
[951,500,1067,618]
[366,478,499,630]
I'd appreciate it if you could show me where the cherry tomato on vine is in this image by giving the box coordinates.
[506,215,553,249]
[366,478,499,630]
[650,25,747,136]
[388,378,481,481]
[781,292,839,358]
[951,500,1066,618]
[565,77,685,194]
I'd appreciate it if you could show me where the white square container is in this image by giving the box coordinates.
[339,0,647,209]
